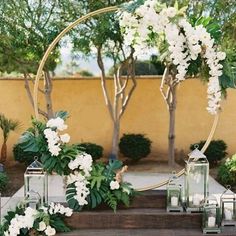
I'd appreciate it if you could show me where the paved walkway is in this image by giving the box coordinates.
[0,172,230,220]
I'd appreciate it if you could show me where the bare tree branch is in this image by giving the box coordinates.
[97,46,114,121]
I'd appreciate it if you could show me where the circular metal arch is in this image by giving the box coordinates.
[33,6,219,192]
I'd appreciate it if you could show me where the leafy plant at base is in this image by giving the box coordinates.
[190,140,227,166]
[66,160,136,212]
[218,154,236,187]
[119,134,152,161]
[0,113,20,163]
[0,172,8,191]
[76,142,103,161]
[1,204,71,235]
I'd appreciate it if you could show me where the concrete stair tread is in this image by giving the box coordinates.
[57,228,236,236]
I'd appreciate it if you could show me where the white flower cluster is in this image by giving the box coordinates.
[4,203,73,236]
[68,153,93,177]
[44,117,70,156]
[67,153,93,206]
[119,0,226,114]
[4,207,37,236]
[110,180,120,190]
[48,202,73,217]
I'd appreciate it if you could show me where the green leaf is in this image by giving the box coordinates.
[105,192,118,212]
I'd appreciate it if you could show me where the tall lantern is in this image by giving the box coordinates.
[202,195,221,234]
[220,186,236,227]
[24,157,48,206]
[166,171,183,212]
[185,146,209,212]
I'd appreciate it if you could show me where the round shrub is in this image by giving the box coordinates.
[218,154,236,187]
[13,143,41,165]
[190,140,227,166]
[119,134,151,161]
[77,142,103,160]
[0,172,8,191]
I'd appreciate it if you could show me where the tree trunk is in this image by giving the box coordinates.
[168,105,176,167]
[110,121,120,160]
[168,82,177,167]
[0,140,7,163]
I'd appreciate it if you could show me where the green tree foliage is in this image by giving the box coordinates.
[0,0,67,118]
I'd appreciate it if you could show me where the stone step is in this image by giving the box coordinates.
[65,208,202,229]
[57,228,236,236]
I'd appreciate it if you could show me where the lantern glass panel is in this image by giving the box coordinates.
[24,159,48,206]
[24,190,41,209]
[185,147,209,212]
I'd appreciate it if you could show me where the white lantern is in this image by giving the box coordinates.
[185,146,209,212]
[202,195,221,234]
[166,172,183,212]
[220,186,236,227]
[24,158,48,206]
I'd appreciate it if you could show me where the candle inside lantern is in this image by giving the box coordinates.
[171,196,178,207]
[193,194,201,206]
[207,216,216,228]
[224,208,233,221]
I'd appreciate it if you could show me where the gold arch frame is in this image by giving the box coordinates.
[33,6,219,192]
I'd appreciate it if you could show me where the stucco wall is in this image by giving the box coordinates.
[0,77,235,161]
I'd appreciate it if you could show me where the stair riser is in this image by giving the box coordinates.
[65,213,201,229]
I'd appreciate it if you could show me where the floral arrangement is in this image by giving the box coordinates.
[119,0,227,114]
[1,203,72,236]
[16,113,136,213]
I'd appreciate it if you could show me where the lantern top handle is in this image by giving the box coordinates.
[187,145,207,163]
[221,185,236,199]
[27,156,43,170]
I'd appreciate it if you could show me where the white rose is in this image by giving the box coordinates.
[60,133,70,143]
[38,221,47,231]
[110,180,120,190]
[45,226,56,236]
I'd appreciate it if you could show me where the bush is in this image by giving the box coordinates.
[13,143,41,165]
[190,140,227,166]
[119,134,151,161]
[0,172,8,191]
[77,142,103,160]
[218,154,236,187]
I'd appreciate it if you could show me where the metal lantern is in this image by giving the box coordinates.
[185,146,209,212]
[24,190,41,209]
[202,195,221,234]
[167,171,183,212]
[220,186,236,227]
[24,157,48,206]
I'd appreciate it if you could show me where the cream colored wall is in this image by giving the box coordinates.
[0,77,235,161]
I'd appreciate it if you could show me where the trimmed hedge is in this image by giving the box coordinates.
[77,142,103,161]
[119,134,151,161]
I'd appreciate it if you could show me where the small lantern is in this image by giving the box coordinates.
[202,195,221,234]
[167,171,183,212]
[24,157,48,206]
[220,186,236,227]
[185,146,209,212]
[24,190,41,209]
